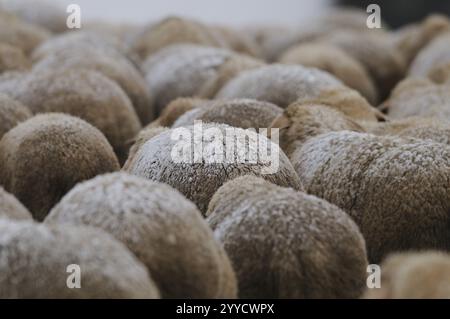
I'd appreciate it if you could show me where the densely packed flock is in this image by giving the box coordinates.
[0,0,449,298]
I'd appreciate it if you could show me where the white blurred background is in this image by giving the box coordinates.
[54,0,331,26]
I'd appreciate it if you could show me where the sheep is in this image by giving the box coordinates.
[146,97,210,129]
[383,77,450,120]
[0,93,31,139]
[0,113,120,221]
[363,251,450,299]
[212,25,261,57]
[0,42,30,72]
[206,175,368,299]
[216,64,384,122]
[173,98,283,129]
[124,123,303,214]
[0,10,50,55]
[409,32,450,83]
[143,44,262,115]
[369,117,450,146]
[269,102,365,157]
[46,172,237,299]
[1,68,142,163]
[391,14,449,66]
[320,30,406,100]
[0,219,160,298]
[0,186,32,220]
[130,16,226,60]
[32,46,154,124]
[291,130,450,263]
[279,42,378,104]
[0,0,67,33]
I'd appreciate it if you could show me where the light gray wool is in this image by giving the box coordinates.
[206,175,368,299]
[0,186,32,220]
[0,93,31,139]
[363,251,450,299]
[0,68,142,163]
[32,47,153,125]
[124,123,303,214]
[0,113,120,221]
[0,219,160,298]
[143,44,234,115]
[173,98,283,129]
[46,172,237,299]
[291,131,450,263]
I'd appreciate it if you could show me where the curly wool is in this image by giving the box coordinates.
[279,42,378,104]
[0,186,31,220]
[291,131,450,263]
[269,102,365,157]
[363,251,450,299]
[0,93,31,139]
[173,98,283,129]
[0,219,160,298]
[46,172,237,299]
[2,68,142,163]
[124,123,303,214]
[0,113,120,221]
[206,175,368,299]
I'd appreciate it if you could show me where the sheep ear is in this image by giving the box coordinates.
[270,114,290,130]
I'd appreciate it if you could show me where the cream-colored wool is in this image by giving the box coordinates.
[291,131,450,263]
[0,219,160,298]
[269,102,365,157]
[0,186,31,220]
[0,42,30,73]
[363,251,450,299]
[46,172,237,299]
[279,43,378,104]
[0,114,120,221]
[173,99,283,129]
[206,175,368,299]
[124,123,303,214]
[1,68,141,163]
[0,93,31,139]
[217,64,383,122]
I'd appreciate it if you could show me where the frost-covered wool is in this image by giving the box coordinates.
[143,44,242,115]
[369,117,450,146]
[46,172,237,299]
[269,102,364,157]
[217,64,383,122]
[0,187,31,220]
[130,16,226,60]
[321,30,406,100]
[0,0,67,33]
[0,93,31,139]
[291,131,450,263]
[363,251,450,299]
[0,219,160,298]
[206,175,368,299]
[0,42,30,72]
[199,54,265,98]
[279,43,378,104]
[409,32,450,83]
[383,77,450,120]
[32,46,154,124]
[0,11,50,55]
[124,123,303,214]
[2,68,141,163]
[0,113,120,221]
[147,97,210,129]
[173,99,283,129]
[391,14,449,66]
